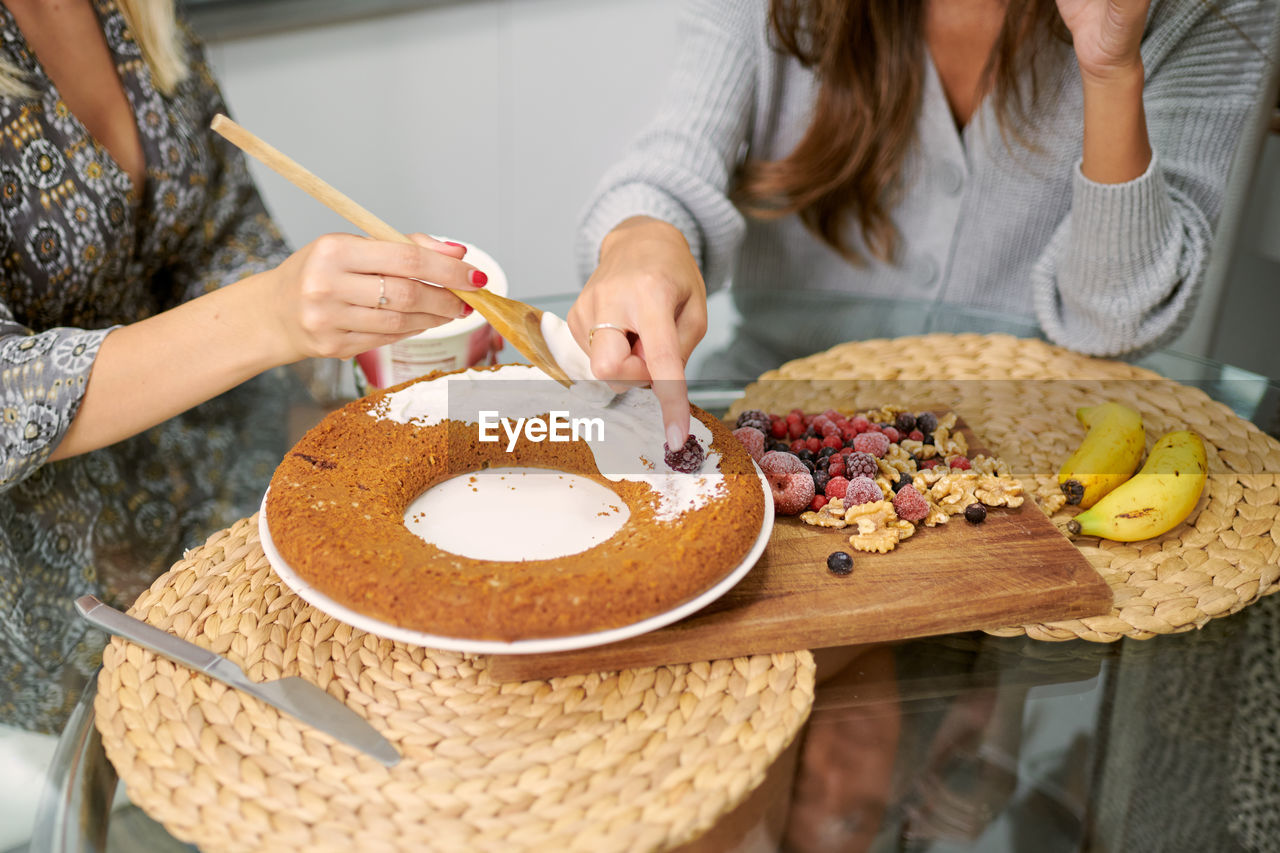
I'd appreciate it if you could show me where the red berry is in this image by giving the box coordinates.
[788,420,805,439]
[803,414,816,427]
[805,437,822,453]
[790,439,807,454]
[761,451,816,515]
[845,476,883,506]
[892,484,929,522]
[840,424,859,442]
[838,447,856,456]
[850,416,871,433]
[731,427,767,462]
[824,476,851,499]
[852,432,890,458]
[810,494,829,512]
[770,419,788,439]
[822,409,842,421]
[949,456,971,470]
[882,426,901,444]
[822,434,843,450]
[909,429,924,442]
[920,458,940,469]
[788,409,805,421]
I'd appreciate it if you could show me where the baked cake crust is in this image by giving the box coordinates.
[264,367,765,641]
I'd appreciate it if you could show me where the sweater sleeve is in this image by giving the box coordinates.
[1031,0,1275,356]
[575,0,760,293]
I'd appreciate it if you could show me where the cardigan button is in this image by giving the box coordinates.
[939,161,964,196]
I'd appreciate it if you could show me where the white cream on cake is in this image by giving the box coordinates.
[370,364,725,521]
[538,311,617,406]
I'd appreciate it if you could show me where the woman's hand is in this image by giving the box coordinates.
[1055,0,1152,83]
[261,232,486,362]
[1056,0,1153,184]
[568,216,708,451]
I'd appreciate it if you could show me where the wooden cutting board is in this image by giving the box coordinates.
[485,423,1111,681]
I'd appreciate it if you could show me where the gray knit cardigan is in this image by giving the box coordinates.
[576,0,1276,377]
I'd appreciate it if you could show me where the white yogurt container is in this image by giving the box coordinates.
[354,240,507,392]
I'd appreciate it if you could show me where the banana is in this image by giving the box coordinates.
[1066,430,1207,542]
[1057,402,1145,509]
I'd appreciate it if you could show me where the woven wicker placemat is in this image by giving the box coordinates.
[94,516,816,853]
[730,333,1280,643]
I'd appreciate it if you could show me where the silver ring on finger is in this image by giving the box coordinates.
[376,275,388,308]
[588,323,630,347]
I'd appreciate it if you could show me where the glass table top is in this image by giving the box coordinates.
[26,293,1280,853]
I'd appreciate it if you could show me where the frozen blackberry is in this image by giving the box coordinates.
[827,551,854,576]
[916,412,939,434]
[735,409,771,433]
[845,451,878,479]
[892,471,913,493]
[664,435,706,473]
[895,412,917,433]
[964,503,987,524]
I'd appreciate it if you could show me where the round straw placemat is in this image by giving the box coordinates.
[94,516,816,853]
[730,333,1280,643]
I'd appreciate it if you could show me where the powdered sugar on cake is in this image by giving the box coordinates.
[370,364,726,521]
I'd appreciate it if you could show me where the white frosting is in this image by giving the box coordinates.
[371,364,724,521]
[538,311,617,406]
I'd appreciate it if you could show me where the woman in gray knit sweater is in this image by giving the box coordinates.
[570,0,1275,452]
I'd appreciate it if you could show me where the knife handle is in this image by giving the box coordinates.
[75,595,236,680]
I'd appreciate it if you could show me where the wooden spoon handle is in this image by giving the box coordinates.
[211,114,408,245]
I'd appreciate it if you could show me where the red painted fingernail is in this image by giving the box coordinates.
[469,270,488,287]
[445,241,465,249]
[462,304,474,317]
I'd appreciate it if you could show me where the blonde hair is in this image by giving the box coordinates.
[0,0,188,99]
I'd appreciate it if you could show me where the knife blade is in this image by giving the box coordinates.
[75,595,399,767]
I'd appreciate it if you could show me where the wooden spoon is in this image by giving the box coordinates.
[210,114,572,386]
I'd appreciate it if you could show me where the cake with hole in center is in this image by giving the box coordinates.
[264,364,765,641]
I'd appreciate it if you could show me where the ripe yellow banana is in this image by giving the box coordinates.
[1066,430,1207,542]
[1057,402,1145,509]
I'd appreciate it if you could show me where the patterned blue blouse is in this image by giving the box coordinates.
[0,1,295,732]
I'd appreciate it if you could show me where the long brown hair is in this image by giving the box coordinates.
[736,0,1069,264]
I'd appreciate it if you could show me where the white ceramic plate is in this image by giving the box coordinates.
[257,464,773,654]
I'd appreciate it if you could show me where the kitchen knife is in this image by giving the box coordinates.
[75,595,399,767]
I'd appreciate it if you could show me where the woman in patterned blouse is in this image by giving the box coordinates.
[0,0,482,732]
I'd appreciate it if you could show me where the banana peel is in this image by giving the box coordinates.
[1066,430,1207,542]
[1057,402,1145,509]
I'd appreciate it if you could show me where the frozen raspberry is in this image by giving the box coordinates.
[821,434,843,450]
[908,429,924,442]
[824,476,851,500]
[916,412,939,434]
[852,431,890,458]
[811,494,829,512]
[735,409,771,434]
[881,426,902,444]
[845,476,883,506]
[850,415,871,434]
[827,457,845,477]
[664,435,706,473]
[949,456,971,470]
[805,436,823,454]
[761,451,816,515]
[732,427,766,462]
[844,451,878,479]
[892,484,929,522]
[770,418,789,439]
[895,412,917,433]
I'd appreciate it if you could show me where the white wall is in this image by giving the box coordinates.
[203,0,683,300]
